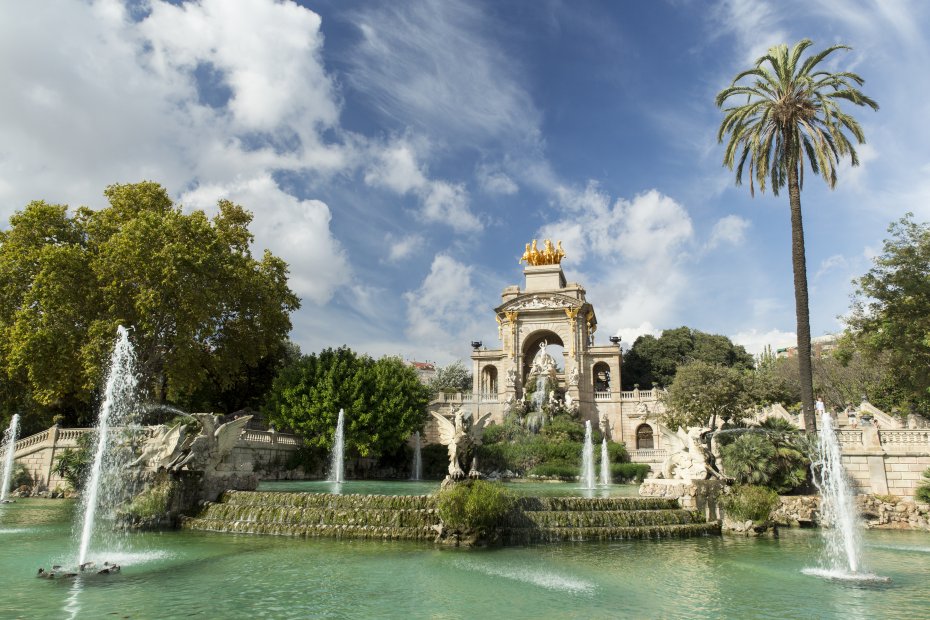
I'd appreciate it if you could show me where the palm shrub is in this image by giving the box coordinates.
[53,432,93,491]
[721,428,813,494]
[722,485,780,524]
[916,468,930,503]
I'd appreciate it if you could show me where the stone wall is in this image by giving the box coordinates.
[774,494,930,530]
[11,425,301,491]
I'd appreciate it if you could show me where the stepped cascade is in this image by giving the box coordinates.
[182,491,720,543]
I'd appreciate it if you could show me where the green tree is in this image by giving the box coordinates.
[263,347,432,459]
[429,360,473,393]
[847,214,930,410]
[0,182,299,430]
[662,361,753,429]
[622,326,753,389]
[716,39,878,431]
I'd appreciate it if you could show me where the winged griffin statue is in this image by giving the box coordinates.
[430,406,492,481]
[657,426,724,481]
[129,414,251,474]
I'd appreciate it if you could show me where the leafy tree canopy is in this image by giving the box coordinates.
[847,214,930,410]
[661,361,754,430]
[0,181,299,432]
[622,326,753,389]
[428,360,473,393]
[263,347,432,459]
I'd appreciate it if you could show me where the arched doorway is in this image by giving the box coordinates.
[592,362,611,393]
[521,330,565,384]
[635,424,654,450]
[481,365,498,398]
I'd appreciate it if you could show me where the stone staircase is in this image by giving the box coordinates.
[182,491,720,543]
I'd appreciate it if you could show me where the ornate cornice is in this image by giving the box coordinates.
[497,293,583,313]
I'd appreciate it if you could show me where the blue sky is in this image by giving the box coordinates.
[2,0,928,365]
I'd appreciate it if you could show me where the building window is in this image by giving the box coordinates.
[636,424,654,450]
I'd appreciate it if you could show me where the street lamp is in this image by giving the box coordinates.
[471,341,482,350]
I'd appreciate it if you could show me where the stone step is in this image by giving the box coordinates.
[181,517,438,541]
[503,521,721,544]
[514,497,680,512]
[200,504,440,528]
[218,490,435,510]
[506,509,700,529]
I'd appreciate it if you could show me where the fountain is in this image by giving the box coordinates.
[327,409,345,484]
[76,326,139,567]
[410,431,422,481]
[804,409,888,582]
[581,420,595,490]
[599,437,611,486]
[1,413,21,502]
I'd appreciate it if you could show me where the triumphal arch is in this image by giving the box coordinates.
[467,239,661,447]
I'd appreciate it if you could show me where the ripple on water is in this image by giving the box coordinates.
[867,543,930,554]
[452,559,596,595]
[801,567,892,585]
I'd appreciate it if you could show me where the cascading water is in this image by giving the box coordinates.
[328,409,345,484]
[76,326,139,566]
[804,409,888,583]
[581,421,595,490]
[533,375,548,413]
[410,431,422,481]
[1,413,21,502]
[599,438,611,486]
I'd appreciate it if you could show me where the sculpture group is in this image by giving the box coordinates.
[519,239,565,266]
[430,406,492,481]
[129,413,251,474]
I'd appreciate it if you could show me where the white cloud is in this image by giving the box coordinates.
[731,328,797,357]
[711,0,788,63]
[181,175,349,304]
[364,139,482,232]
[707,215,750,249]
[404,254,484,354]
[384,233,424,263]
[814,254,849,281]
[477,165,519,195]
[346,1,541,147]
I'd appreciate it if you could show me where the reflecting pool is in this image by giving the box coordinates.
[1,498,928,619]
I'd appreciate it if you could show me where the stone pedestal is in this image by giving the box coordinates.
[639,478,724,521]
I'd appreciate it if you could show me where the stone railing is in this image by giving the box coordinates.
[438,392,474,403]
[630,448,667,462]
[837,428,930,454]
[594,391,611,401]
[835,429,864,447]
[619,389,658,401]
[240,430,300,446]
[878,429,930,452]
[478,392,499,403]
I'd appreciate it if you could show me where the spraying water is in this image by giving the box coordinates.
[803,409,888,583]
[76,326,139,566]
[599,438,611,486]
[411,431,422,481]
[328,409,345,484]
[1,414,21,501]
[581,421,595,490]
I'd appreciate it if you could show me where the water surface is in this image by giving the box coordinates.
[1,498,927,619]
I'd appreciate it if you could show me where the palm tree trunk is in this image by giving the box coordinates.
[787,164,816,432]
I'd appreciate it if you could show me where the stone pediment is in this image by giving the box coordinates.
[497,293,583,313]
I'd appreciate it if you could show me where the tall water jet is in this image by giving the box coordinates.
[812,409,862,575]
[599,438,611,486]
[410,431,422,481]
[581,420,595,490]
[1,413,21,502]
[76,326,139,567]
[328,409,345,484]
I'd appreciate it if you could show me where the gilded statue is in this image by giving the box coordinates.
[518,239,565,266]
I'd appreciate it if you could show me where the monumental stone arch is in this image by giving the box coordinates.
[465,239,663,447]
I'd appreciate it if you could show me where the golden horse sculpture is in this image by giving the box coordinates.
[519,239,565,266]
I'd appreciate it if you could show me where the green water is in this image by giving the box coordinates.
[256,479,642,498]
[2,498,928,619]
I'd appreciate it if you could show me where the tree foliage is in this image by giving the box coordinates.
[622,326,753,389]
[847,214,930,410]
[719,426,814,494]
[0,182,299,432]
[716,39,878,431]
[429,360,473,393]
[263,347,432,459]
[661,361,753,429]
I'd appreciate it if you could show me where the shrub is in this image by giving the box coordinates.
[528,462,578,478]
[436,479,514,535]
[915,468,930,503]
[53,433,94,491]
[610,463,651,483]
[540,417,586,442]
[12,463,32,488]
[124,479,175,519]
[720,430,812,494]
[721,485,780,523]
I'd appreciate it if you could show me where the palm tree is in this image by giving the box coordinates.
[716,40,877,432]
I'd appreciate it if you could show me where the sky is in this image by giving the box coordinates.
[1,0,929,366]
